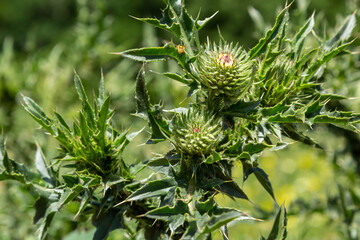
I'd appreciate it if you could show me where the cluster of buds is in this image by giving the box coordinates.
[171,109,222,157]
[196,41,253,99]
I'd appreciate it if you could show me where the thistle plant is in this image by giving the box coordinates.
[0,0,359,239]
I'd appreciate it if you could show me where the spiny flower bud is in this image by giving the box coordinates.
[172,109,222,156]
[260,58,296,106]
[197,41,253,99]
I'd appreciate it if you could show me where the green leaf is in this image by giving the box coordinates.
[125,177,177,202]
[115,45,190,72]
[146,155,180,175]
[54,112,71,132]
[74,73,95,128]
[294,48,317,70]
[195,11,218,31]
[132,15,181,39]
[223,100,260,116]
[35,143,55,187]
[281,124,322,149]
[266,205,287,240]
[325,13,356,51]
[169,214,186,235]
[98,69,106,104]
[248,167,276,201]
[249,6,289,58]
[96,95,110,148]
[260,103,289,117]
[306,41,353,81]
[195,198,216,215]
[79,112,91,145]
[145,200,189,220]
[311,111,360,132]
[217,178,249,200]
[135,68,171,143]
[0,136,41,185]
[135,67,150,116]
[182,220,198,240]
[167,0,195,56]
[33,196,49,224]
[37,188,83,240]
[201,207,256,236]
[319,93,347,101]
[292,13,314,55]
[205,151,222,164]
[22,96,54,134]
[243,142,272,155]
[115,128,143,156]
[62,174,79,188]
[147,105,172,143]
[162,72,191,84]
[92,210,124,240]
[305,100,323,118]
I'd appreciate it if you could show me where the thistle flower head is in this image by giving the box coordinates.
[196,41,253,98]
[171,109,222,156]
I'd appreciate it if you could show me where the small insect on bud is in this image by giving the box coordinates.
[177,45,185,54]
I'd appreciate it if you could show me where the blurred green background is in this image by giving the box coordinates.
[0,0,359,239]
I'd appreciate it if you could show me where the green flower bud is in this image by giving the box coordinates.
[197,41,253,99]
[260,58,296,106]
[172,109,222,156]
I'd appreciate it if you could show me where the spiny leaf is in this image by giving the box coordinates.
[132,16,181,39]
[292,13,315,55]
[98,69,106,103]
[114,45,190,72]
[249,167,276,202]
[166,0,196,57]
[53,112,71,132]
[145,200,189,220]
[0,137,41,184]
[35,143,55,187]
[162,72,191,84]
[135,67,150,116]
[195,11,218,31]
[217,178,249,200]
[182,220,198,239]
[124,177,177,202]
[135,68,171,143]
[224,100,260,115]
[243,142,272,155]
[74,73,95,128]
[249,5,289,58]
[37,188,83,240]
[201,208,257,237]
[325,13,356,51]
[266,205,287,240]
[22,96,54,134]
[97,95,111,147]
[281,124,322,149]
[306,41,354,81]
[92,209,124,240]
[116,128,143,154]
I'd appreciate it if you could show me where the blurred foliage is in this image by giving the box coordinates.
[0,0,359,239]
